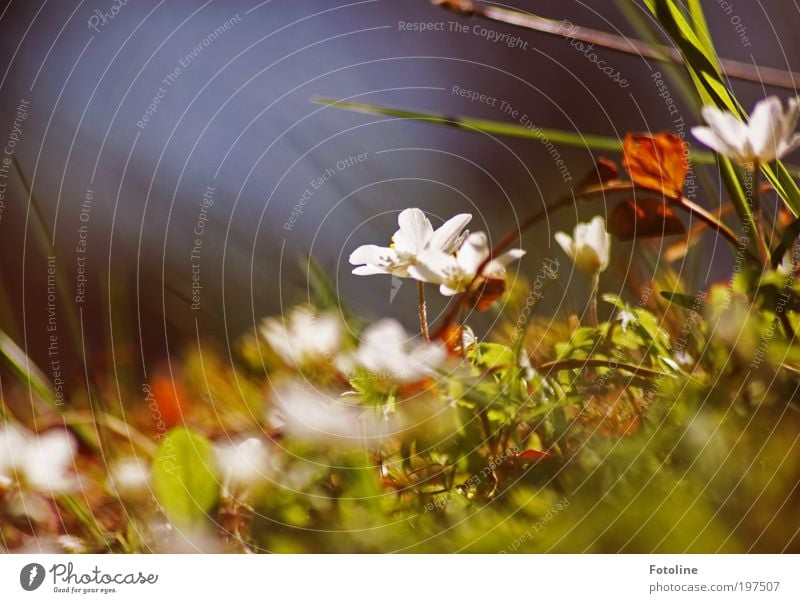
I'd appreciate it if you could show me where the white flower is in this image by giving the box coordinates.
[57,535,87,554]
[554,216,610,276]
[260,306,342,367]
[409,232,526,296]
[691,97,800,165]
[779,248,797,275]
[351,319,447,383]
[214,438,270,492]
[0,425,77,494]
[271,381,395,446]
[108,457,151,501]
[349,208,471,278]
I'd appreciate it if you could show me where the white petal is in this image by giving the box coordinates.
[393,208,433,255]
[702,106,749,161]
[352,264,390,276]
[407,264,437,284]
[429,213,472,253]
[273,382,386,444]
[349,244,397,268]
[361,318,409,351]
[312,313,343,357]
[692,126,736,158]
[492,248,526,268]
[215,438,270,490]
[554,232,575,260]
[457,232,490,275]
[109,457,151,500]
[599,230,611,272]
[484,248,526,278]
[402,343,448,381]
[22,429,76,493]
[781,98,800,146]
[0,425,25,475]
[747,96,783,162]
[780,133,800,158]
[260,318,293,363]
[586,217,609,258]
[411,249,457,283]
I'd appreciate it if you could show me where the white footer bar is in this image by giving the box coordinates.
[1,554,796,602]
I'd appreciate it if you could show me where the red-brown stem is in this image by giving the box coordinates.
[432,0,800,90]
[418,281,430,342]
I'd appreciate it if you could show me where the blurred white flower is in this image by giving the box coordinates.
[349,208,471,278]
[0,425,76,494]
[271,381,392,445]
[351,318,447,383]
[57,535,88,554]
[555,216,610,276]
[214,437,270,492]
[409,232,526,296]
[778,247,799,275]
[691,96,800,165]
[109,457,151,501]
[260,305,342,367]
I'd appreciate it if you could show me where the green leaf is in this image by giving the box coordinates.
[472,343,515,370]
[152,427,220,527]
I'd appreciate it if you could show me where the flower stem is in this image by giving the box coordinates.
[417,281,430,342]
[589,272,599,328]
[537,357,666,379]
[750,160,770,267]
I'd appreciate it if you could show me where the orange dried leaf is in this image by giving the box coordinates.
[622,132,688,200]
[150,374,186,429]
[608,197,686,241]
[438,323,464,356]
[516,449,551,463]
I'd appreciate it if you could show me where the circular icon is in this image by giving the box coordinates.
[20,563,45,592]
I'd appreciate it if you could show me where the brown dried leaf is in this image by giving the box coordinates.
[622,132,688,200]
[578,157,619,190]
[608,197,686,241]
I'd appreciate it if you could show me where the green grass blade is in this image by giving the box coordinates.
[645,0,800,216]
[643,0,738,112]
[614,0,699,118]
[686,0,720,70]
[313,97,621,152]
[312,97,800,179]
[0,329,56,405]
